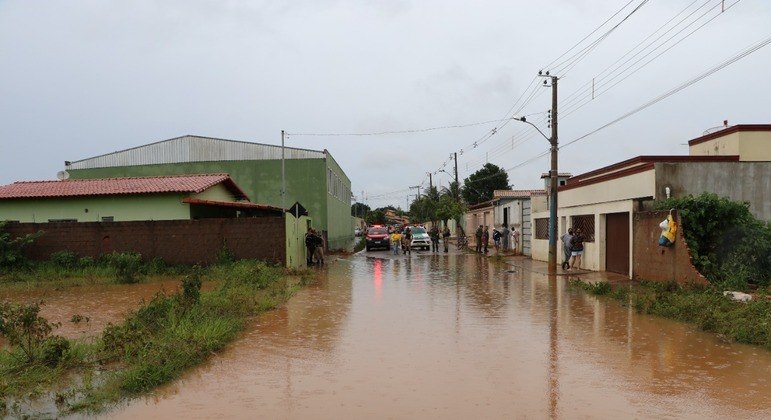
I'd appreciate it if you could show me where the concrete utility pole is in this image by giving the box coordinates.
[518,71,559,273]
[428,172,433,191]
[281,130,286,211]
[547,75,559,274]
[454,152,459,186]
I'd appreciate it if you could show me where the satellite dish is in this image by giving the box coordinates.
[56,170,70,180]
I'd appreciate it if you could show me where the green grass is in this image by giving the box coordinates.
[568,278,770,349]
[569,279,612,295]
[0,260,313,416]
[617,281,771,349]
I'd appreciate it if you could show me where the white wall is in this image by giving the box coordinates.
[531,199,635,275]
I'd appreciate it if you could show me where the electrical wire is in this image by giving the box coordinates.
[561,0,743,119]
[562,33,771,150]
[552,0,652,76]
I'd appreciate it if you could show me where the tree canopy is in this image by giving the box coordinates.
[461,163,510,205]
[407,184,465,225]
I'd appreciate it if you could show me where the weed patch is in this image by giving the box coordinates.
[612,281,771,349]
[0,260,311,416]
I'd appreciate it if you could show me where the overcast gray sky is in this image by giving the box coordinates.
[2,0,769,209]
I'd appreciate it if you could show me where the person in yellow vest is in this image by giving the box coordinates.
[390,230,402,255]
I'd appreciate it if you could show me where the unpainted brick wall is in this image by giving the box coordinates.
[6,218,285,265]
[632,211,707,285]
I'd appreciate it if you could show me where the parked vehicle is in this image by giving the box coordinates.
[365,225,390,251]
[408,226,431,250]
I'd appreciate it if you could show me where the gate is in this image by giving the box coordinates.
[522,200,532,256]
[606,212,630,275]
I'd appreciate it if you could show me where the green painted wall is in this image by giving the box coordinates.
[0,193,190,222]
[68,157,354,248]
[324,153,353,249]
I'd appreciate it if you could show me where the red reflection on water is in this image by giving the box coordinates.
[373,258,382,302]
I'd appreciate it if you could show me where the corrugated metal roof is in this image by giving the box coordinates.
[493,189,544,198]
[0,174,248,200]
[67,135,326,170]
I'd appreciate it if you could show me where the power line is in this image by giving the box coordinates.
[542,0,637,71]
[562,33,771,150]
[444,33,771,190]
[552,0,652,76]
[560,0,743,119]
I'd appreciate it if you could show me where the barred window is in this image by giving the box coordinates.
[570,215,595,242]
[534,218,549,239]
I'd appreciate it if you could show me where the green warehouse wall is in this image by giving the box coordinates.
[323,153,353,249]
[0,193,190,223]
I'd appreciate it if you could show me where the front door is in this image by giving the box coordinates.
[606,212,630,275]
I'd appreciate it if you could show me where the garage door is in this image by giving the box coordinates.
[606,212,629,275]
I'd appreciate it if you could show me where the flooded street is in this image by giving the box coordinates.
[97,253,770,419]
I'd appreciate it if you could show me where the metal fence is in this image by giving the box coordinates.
[534,218,549,239]
[570,215,595,242]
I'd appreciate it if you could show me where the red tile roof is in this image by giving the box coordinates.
[182,198,282,213]
[0,174,249,200]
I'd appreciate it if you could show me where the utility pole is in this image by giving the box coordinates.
[453,152,459,186]
[409,185,422,200]
[281,130,285,211]
[428,172,433,191]
[547,75,559,274]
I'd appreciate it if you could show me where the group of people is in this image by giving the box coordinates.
[560,227,585,271]
[305,228,325,265]
[474,224,517,254]
[388,225,453,256]
[430,225,452,253]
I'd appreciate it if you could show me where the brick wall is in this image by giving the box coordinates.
[6,217,285,265]
[632,211,707,284]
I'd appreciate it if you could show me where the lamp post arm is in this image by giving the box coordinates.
[516,117,550,142]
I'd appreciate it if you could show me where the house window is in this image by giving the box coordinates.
[48,219,77,223]
[570,215,595,242]
[101,216,114,222]
[534,218,549,239]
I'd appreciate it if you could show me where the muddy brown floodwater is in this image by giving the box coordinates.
[72,255,771,418]
[0,277,216,344]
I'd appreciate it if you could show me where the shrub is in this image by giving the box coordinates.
[655,193,771,288]
[216,244,235,265]
[178,267,203,310]
[103,252,143,284]
[50,251,78,269]
[77,256,96,268]
[0,222,43,270]
[0,301,61,363]
[41,335,71,367]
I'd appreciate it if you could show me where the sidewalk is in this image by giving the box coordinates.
[498,254,630,283]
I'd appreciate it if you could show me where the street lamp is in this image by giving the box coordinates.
[515,112,558,274]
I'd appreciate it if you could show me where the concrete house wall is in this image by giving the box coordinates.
[688,126,771,161]
[0,183,244,223]
[653,162,771,221]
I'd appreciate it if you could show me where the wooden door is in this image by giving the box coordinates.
[606,212,630,275]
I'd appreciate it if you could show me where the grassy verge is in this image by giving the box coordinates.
[569,279,771,349]
[0,260,312,417]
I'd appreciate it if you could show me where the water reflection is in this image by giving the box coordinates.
[97,254,771,419]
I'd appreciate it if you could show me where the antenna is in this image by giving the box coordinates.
[56,170,70,180]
